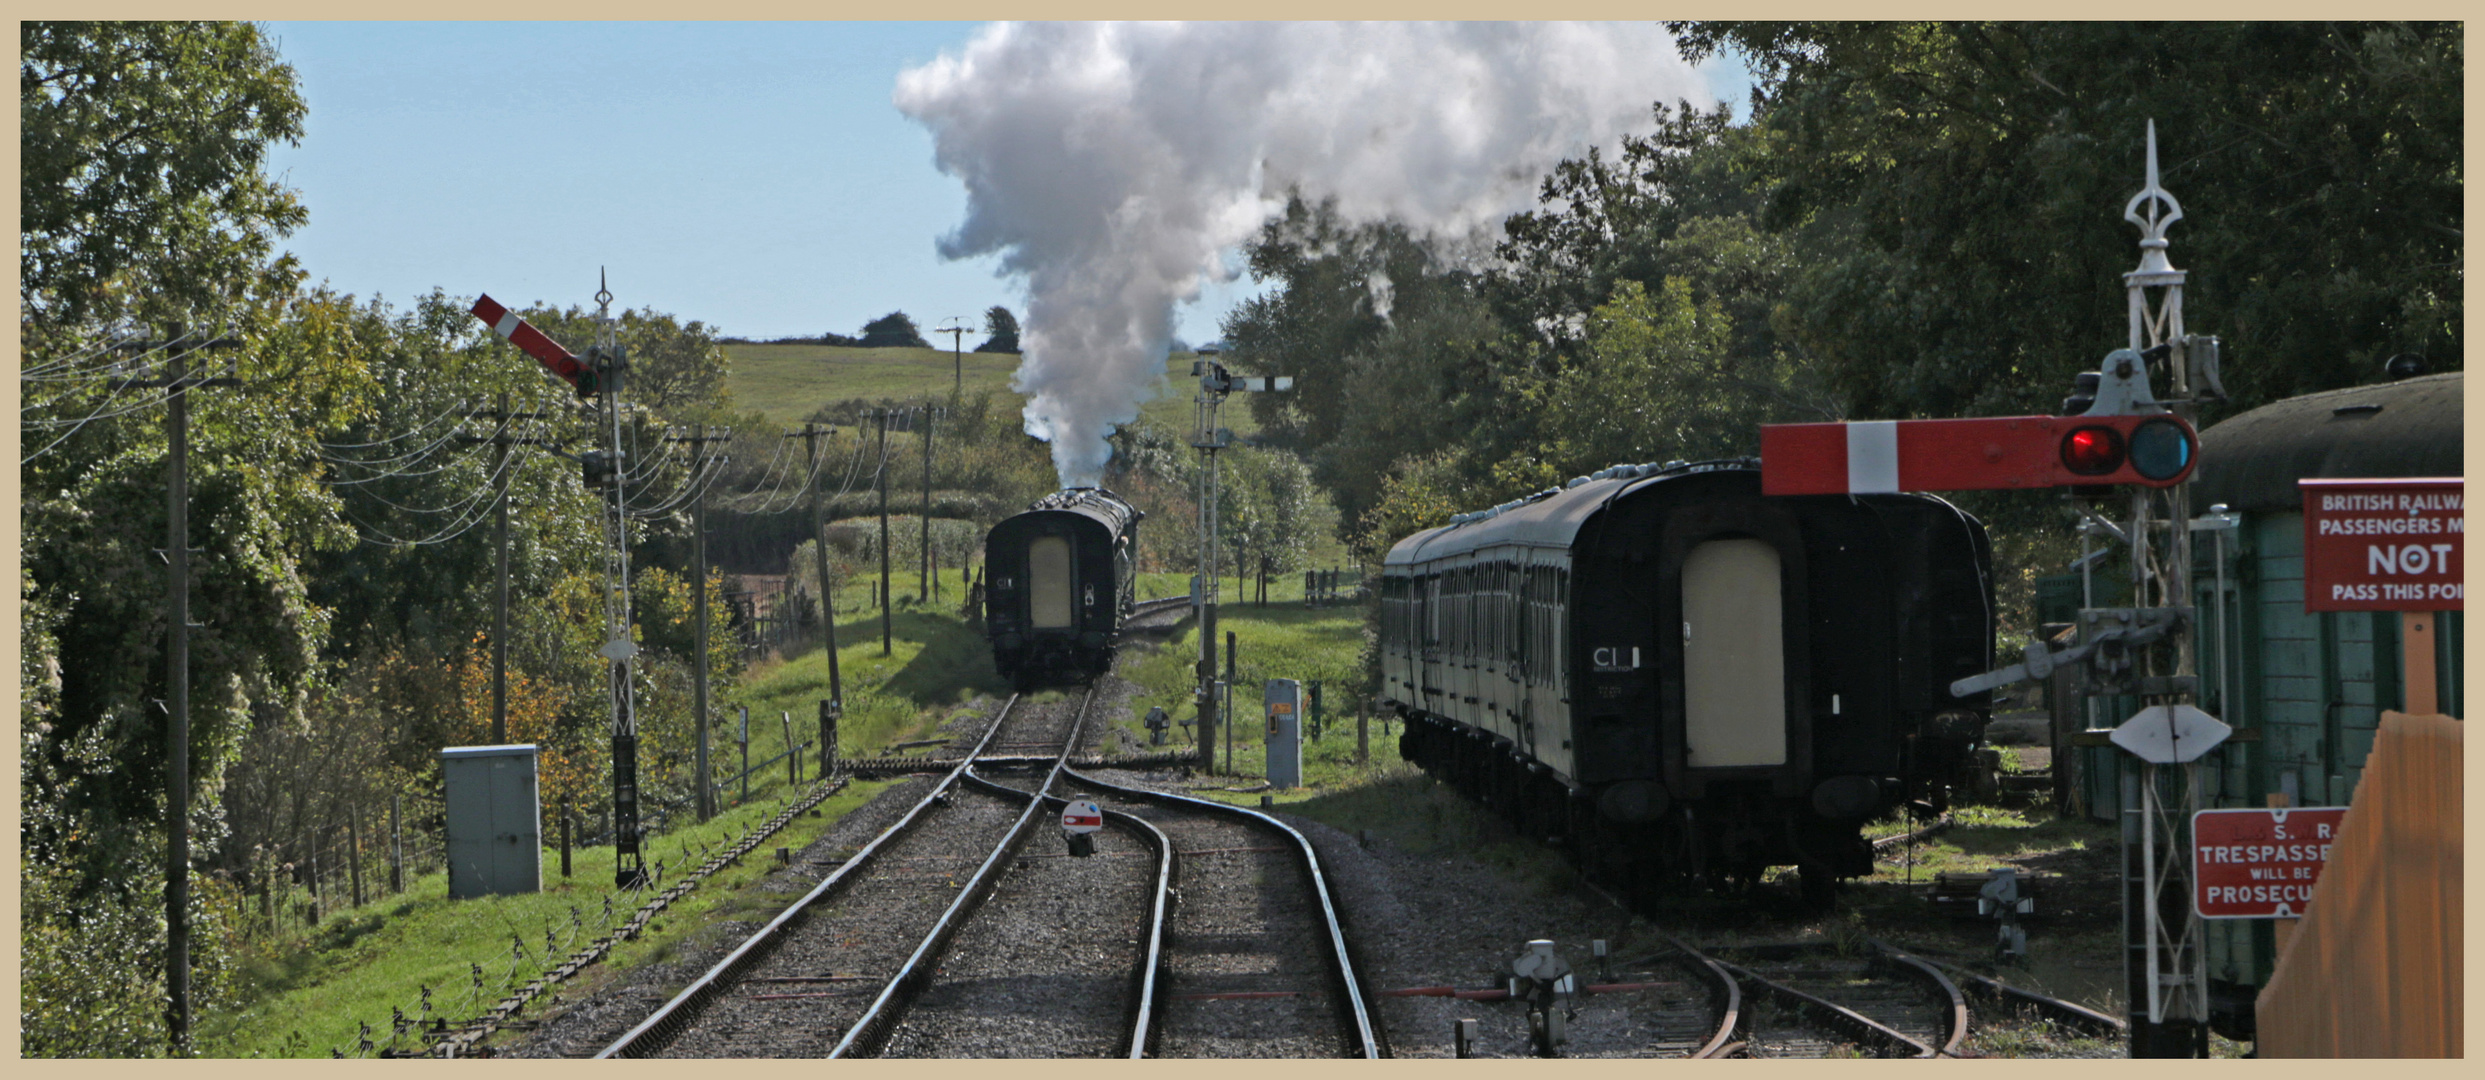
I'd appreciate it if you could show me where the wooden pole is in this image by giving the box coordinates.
[878,409,892,655]
[347,805,364,909]
[306,831,321,926]
[2401,611,2438,714]
[560,799,572,878]
[389,794,403,894]
[2266,791,2300,956]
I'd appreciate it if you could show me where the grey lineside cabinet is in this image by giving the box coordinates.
[440,744,542,898]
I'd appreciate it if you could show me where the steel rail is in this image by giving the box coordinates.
[951,771,1175,1058]
[1869,942,1970,1055]
[844,750,1197,779]
[1707,953,1937,1058]
[827,686,1097,1058]
[1868,937,2127,1038]
[1670,946,1745,1058]
[1129,596,1192,618]
[1062,767,1384,1059]
[594,693,1026,1058]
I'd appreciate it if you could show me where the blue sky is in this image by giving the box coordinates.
[261,21,1754,347]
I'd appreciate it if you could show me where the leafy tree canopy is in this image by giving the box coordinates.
[859,310,930,349]
[1666,20,2462,419]
[975,304,1021,353]
[21,21,307,336]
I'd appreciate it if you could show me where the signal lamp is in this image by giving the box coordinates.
[2129,418,2194,481]
[2060,426,2126,476]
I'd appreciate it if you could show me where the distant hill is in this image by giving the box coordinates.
[720,343,1247,437]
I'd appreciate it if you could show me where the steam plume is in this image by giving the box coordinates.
[896,22,1705,485]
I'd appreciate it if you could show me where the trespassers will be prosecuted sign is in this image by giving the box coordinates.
[2192,807,2348,919]
[2300,478,2463,612]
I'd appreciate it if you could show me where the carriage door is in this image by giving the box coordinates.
[1029,535,1074,629]
[1681,538,1787,767]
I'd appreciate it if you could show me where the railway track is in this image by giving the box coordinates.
[1584,933,2120,1059]
[1073,767,1383,1058]
[867,762,1170,1057]
[596,690,1092,1058]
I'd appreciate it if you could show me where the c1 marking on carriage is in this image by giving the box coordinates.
[1060,800,1105,834]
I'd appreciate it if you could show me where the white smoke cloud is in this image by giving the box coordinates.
[895,21,1707,486]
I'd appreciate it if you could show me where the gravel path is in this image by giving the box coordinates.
[650,782,1029,1057]
[1723,948,1943,1057]
[1077,769,1352,1058]
[501,772,943,1058]
[875,766,1156,1058]
[1273,807,1724,1058]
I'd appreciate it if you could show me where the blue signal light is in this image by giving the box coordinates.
[2129,418,2194,482]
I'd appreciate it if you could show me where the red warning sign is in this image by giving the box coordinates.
[2300,478,2463,612]
[1060,800,1104,834]
[2192,807,2347,918]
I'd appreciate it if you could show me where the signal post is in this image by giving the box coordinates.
[1187,351,1291,772]
[1763,123,2226,1056]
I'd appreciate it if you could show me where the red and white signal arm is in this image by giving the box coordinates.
[2193,807,2347,919]
[471,294,590,391]
[1761,414,2197,495]
[2300,478,2463,612]
[1060,800,1105,835]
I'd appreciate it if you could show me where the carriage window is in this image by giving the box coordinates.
[1028,535,1074,629]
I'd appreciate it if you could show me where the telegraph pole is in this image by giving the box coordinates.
[460,392,561,744]
[667,425,732,819]
[108,327,241,1052]
[875,407,894,655]
[935,318,968,399]
[920,405,944,602]
[787,422,843,776]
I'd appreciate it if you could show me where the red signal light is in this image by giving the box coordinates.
[2061,426,2127,475]
[1761,413,2200,494]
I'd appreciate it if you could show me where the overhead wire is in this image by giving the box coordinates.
[336,431,533,548]
[331,409,555,545]
[19,333,234,465]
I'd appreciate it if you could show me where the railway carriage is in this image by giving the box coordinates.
[983,487,1143,689]
[1381,459,1995,904]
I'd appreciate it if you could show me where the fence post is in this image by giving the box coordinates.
[781,711,796,786]
[1358,700,1369,764]
[347,805,364,909]
[389,794,403,894]
[306,832,321,927]
[560,798,573,878]
[820,699,839,778]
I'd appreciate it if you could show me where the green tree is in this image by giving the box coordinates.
[1522,277,1827,483]
[1667,21,2463,417]
[859,310,931,349]
[1488,101,1762,351]
[513,301,735,418]
[975,304,1021,353]
[20,21,307,336]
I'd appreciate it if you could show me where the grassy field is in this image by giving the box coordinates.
[1102,582,1393,799]
[202,573,1003,1058]
[721,342,1253,439]
[198,776,898,1058]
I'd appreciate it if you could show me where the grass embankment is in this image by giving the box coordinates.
[722,343,1249,439]
[199,778,897,1058]
[206,579,1007,1057]
[1105,580,1392,796]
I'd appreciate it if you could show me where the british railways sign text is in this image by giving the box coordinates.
[2299,478,2463,612]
